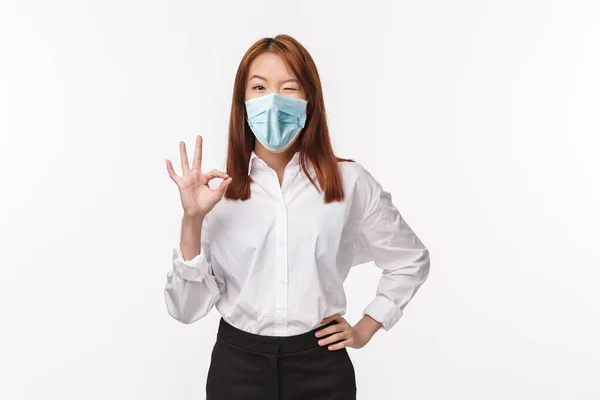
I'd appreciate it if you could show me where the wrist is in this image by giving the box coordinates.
[356,314,383,338]
[183,212,206,222]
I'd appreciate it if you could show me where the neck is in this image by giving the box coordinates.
[254,142,300,174]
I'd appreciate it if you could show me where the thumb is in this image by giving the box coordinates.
[214,176,233,198]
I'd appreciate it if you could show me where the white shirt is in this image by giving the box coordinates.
[164,150,430,336]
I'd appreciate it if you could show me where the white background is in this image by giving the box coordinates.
[1,0,599,399]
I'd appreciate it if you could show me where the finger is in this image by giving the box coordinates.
[203,169,230,181]
[179,141,190,175]
[318,331,347,347]
[213,177,233,199]
[319,315,346,331]
[321,314,339,324]
[327,339,351,351]
[192,135,202,171]
[200,169,229,186]
[315,322,344,338]
[165,159,182,185]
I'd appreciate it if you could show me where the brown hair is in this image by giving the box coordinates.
[223,34,354,203]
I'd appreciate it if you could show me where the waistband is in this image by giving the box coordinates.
[217,317,340,355]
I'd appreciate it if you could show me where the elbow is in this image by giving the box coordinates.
[164,288,211,324]
[419,247,431,282]
[168,310,199,325]
[418,247,431,277]
[163,281,219,324]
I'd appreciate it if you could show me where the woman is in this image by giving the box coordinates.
[164,34,430,400]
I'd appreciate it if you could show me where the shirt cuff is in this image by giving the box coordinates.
[363,296,403,331]
[172,247,211,282]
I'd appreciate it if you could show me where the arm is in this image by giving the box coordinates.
[164,213,221,324]
[356,165,431,331]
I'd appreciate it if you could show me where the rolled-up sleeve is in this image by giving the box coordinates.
[164,214,221,324]
[355,164,431,331]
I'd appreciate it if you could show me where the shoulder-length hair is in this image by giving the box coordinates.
[224,34,354,203]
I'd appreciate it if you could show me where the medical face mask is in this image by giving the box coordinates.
[245,93,308,153]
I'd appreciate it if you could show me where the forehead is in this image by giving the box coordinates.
[247,52,296,79]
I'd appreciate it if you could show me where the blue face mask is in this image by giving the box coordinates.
[245,93,308,153]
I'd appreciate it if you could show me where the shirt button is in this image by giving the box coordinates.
[279,240,285,246]
[277,279,285,284]
[276,316,284,322]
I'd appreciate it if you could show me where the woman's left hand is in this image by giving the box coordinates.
[314,314,381,351]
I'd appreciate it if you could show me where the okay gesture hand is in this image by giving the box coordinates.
[165,135,232,219]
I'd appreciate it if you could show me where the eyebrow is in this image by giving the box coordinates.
[249,74,300,84]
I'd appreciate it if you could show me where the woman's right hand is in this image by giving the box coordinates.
[166,135,232,219]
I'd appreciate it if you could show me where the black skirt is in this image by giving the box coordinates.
[206,317,357,400]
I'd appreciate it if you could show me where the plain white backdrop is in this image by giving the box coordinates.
[1,0,598,399]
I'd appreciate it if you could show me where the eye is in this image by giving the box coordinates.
[283,88,298,91]
[252,85,265,90]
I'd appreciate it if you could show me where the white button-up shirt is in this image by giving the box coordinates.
[164,150,430,336]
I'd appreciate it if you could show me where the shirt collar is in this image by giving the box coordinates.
[248,150,302,176]
[247,151,259,175]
